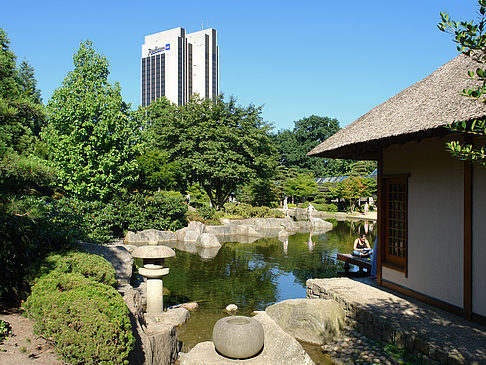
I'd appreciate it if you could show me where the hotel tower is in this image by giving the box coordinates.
[141,27,219,107]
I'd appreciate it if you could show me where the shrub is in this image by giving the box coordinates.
[25,272,134,365]
[0,320,10,342]
[224,203,283,219]
[27,251,117,288]
[0,214,75,300]
[327,203,338,213]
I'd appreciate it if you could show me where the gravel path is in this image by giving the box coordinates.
[0,309,62,365]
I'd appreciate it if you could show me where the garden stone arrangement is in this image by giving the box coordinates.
[124,216,333,249]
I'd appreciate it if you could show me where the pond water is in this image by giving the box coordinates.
[160,220,375,362]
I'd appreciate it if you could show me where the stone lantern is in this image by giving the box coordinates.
[132,245,175,316]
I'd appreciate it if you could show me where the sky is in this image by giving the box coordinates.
[0,1,477,132]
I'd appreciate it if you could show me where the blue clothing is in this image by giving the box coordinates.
[371,237,378,276]
[353,249,372,257]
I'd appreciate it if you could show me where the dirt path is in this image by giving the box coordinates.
[0,308,62,365]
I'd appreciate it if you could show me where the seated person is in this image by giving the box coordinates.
[353,234,372,257]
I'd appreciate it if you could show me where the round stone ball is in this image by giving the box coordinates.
[212,316,264,359]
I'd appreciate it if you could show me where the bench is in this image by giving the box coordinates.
[336,253,371,277]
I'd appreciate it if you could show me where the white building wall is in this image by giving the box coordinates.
[141,27,218,106]
[142,28,185,105]
[472,136,486,317]
[382,137,464,307]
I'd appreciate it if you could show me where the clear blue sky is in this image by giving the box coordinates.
[0,0,476,131]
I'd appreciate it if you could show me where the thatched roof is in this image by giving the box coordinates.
[308,54,486,160]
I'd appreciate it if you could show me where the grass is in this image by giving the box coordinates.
[382,343,428,365]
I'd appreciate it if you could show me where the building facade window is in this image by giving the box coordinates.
[383,175,408,274]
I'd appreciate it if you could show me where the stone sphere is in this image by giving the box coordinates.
[212,316,264,359]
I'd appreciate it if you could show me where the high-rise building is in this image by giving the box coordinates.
[141,27,218,107]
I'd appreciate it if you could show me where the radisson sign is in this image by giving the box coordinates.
[148,43,170,56]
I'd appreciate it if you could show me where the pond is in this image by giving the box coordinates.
[161,219,375,361]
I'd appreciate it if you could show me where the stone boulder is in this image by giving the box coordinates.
[188,221,205,235]
[150,307,190,327]
[176,227,201,243]
[125,229,177,244]
[179,311,314,365]
[78,242,133,285]
[198,247,221,259]
[197,233,221,248]
[265,298,344,345]
[311,217,333,228]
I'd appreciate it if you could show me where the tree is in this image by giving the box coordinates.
[275,115,355,176]
[0,27,45,156]
[136,150,183,191]
[438,1,486,167]
[283,172,318,203]
[328,177,376,213]
[42,41,141,201]
[147,95,277,209]
[348,160,377,177]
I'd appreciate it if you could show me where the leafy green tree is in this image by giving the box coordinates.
[0,27,45,155]
[275,115,342,176]
[283,172,318,203]
[42,41,141,201]
[238,179,280,207]
[148,95,277,209]
[136,150,183,191]
[328,177,376,213]
[348,160,377,176]
[438,0,486,167]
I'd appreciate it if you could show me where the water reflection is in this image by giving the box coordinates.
[161,220,375,350]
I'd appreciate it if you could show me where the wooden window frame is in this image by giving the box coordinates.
[382,174,409,276]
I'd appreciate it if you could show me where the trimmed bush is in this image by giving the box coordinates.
[25,271,134,365]
[224,203,283,219]
[327,203,338,213]
[27,251,117,288]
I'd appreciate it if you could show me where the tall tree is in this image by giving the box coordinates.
[42,41,141,201]
[0,27,45,155]
[438,0,486,167]
[275,115,344,176]
[147,95,277,209]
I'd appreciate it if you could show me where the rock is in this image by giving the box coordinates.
[234,225,263,237]
[179,311,314,364]
[265,298,344,345]
[125,229,177,244]
[188,221,205,235]
[181,302,199,311]
[145,323,180,365]
[78,242,133,285]
[197,233,221,248]
[198,247,221,259]
[155,307,190,327]
[212,316,264,359]
[226,304,238,312]
[311,217,333,228]
[178,228,201,243]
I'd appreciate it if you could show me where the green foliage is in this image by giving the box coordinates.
[328,177,376,213]
[0,152,57,193]
[136,149,183,191]
[348,160,377,176]
[238,179,280,207]
[0,27,45,156]
[3,191,187,245]
[283,172,318,202]
[438,1,486,167]
[27,251,117,288]
[224,203,283,218]
[42,41,141,201]
[0,213,75,300]
[145,95,278,209]
[25,271,134,365]
[0,319,10,342]
[275,115,346,176]
[327,203,338,213]
[118,190,187,232]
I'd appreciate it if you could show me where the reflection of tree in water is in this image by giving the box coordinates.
[164,246,278,311]
[163,220,375,311]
